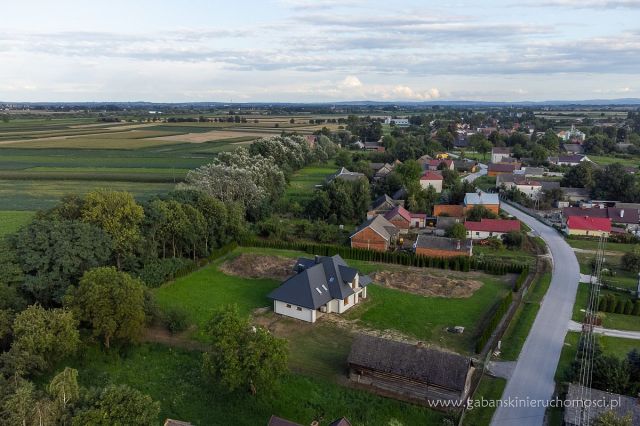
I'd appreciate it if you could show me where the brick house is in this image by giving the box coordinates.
[351,215,398,251]
[414,235,472,258]
[464,218,520,240]
[434,204,466,217]
[463,191,500,215]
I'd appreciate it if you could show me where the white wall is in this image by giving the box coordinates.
[274,300,316,322]
[466,230,507,240]
[420,180,442,193]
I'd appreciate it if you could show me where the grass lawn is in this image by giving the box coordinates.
[464,376,507,426]
[284,161,336,203]
[575,251,637,291]
[52,343,446,426]
[589,155,640,167]
[600,312,640,331]
[567,239,638,253]
[472,245,536,266]
[474,175,496,191]
[153,257,280,330]
[345,275,513,354]
[0,210,35,236]
[500,271,552,360]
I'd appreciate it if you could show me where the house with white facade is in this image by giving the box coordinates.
[464,218,520,240]
[384,117,410,127]
[419,171,443,192]
[557,125,586,142]
[490,147,512,164]
[268,255,372,323]
[496,174,543,199]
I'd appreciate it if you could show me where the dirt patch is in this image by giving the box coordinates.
[220,253,296,280]
[372,270,483,298]
[151,130,271,143]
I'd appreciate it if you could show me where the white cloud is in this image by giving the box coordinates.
[340,76,363,88]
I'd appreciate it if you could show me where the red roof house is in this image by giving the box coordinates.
[425,159,454,171]
[464,219,520,239]
[420,171,444,192]
[566,216,612,236]
[384,206,412,231]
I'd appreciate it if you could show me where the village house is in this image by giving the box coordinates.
[366,194,404,219]
[453,159,478,173]
[496,174,543,199]
[423,159,454,171]
[364,141,385,152]
[419,171,444,192]
[564,384,640,426]
[561,187,591,204]
[487,163,519,177]
[565,215,612,237]
[562,143,584,155]
[351,215,399,251]
[522,167,545,177]
[557,124,586,143]
[268,255,372,323]
[490,147,512,163]
[464,191,500,215]
[384,117,410,127]
[433,204,466,217]
[414,234,472,257]
[464,218,520,240]
[347,334,475,407]
[435,216,464,237]
[370,162,396,181]
[327,167,367,183]
[563,206,639,231]
[384,206,426,231]
[548,154,591,167]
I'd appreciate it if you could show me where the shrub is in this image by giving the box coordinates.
[162,307,189,334]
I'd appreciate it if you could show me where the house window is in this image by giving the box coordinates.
[296,307,302,311]
[476,232,480,236]
[286,304,292,308]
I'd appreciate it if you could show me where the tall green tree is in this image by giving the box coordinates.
[1,305,79,376]
[65,267,145,349]
[71,384,160,426]
[48,367,80,412]
[82,190,144,269]
[12,220,113,305]
[202,305,288,395]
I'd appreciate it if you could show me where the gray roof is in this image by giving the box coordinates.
[268,255,369,309]
[491,147,512,154]
[523,167,545,177]
[540,181,561,190]
[436,216,464,230]
[348,334,473,392]
[329,167,366,182]
[370,194,396,211]
[563,143,584,154]
[564,384,640,426]
[557,154,587,164]
[267,416,302,426]
[328,418,351,426]
[415,235,472,252]
[464,191,500,206]
[563,206,639,225]
[352,214,398,241]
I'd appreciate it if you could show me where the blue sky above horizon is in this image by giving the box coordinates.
[1,0,639,102]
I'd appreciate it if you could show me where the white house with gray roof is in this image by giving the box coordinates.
[267,255,372,323]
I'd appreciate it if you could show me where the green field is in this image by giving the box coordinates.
[500,271,552,360]
[51,343,444,426]
[284,161,337,202]
[0,210,35,236]
[589,155,640,167]
[0,179,176,210]
[567,239,638,253]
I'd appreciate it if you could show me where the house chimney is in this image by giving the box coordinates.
[457,240,461,250]
[621,209,625,218]
[314,255,320,264]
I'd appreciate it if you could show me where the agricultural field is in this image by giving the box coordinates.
[0,210,35,236]
[0,115,337,210]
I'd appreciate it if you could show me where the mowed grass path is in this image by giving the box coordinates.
[284,161,336,202]
[54,343,444,426]
[0,210,35,236]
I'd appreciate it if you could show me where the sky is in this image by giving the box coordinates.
[1,0,639,102]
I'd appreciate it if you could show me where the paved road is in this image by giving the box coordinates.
[490,203,580,426]
[568,320,640,340]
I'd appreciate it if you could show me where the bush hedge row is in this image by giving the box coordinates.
[168,242,239,282]
[240,238,526,275]
[513,266,530,292]
[475,292,514,354]
[598,293,640,316]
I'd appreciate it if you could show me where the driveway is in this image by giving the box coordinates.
[490,203,580,426]
[568,320,640,340]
